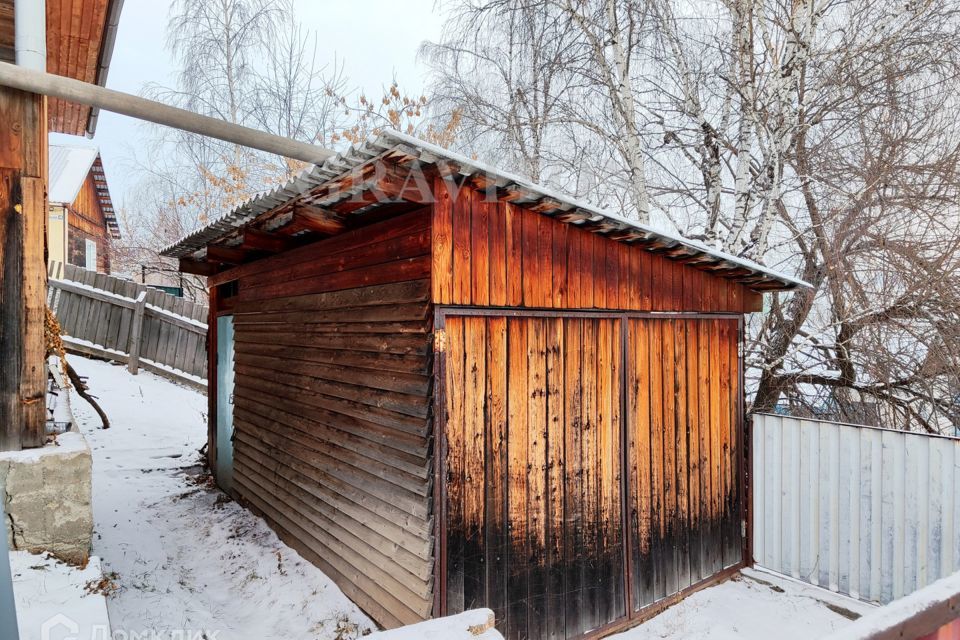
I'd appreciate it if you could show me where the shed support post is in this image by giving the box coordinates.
[127,292,148,375]
[0,85,47,451]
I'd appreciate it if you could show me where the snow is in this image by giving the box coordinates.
[367,609,503,640]
[609,568,874,640]
[11,552,111,640]
[67,355,374,639]
[821,570,960,640]
[0,431,87,463]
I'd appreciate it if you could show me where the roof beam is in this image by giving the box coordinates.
[179,258,220,276]
[241,228,296,253]
[291,205,345,235]
[205,245,254,265]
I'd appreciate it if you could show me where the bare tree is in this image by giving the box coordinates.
[426,0,960,433]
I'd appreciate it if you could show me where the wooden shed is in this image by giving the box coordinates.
[163,131,807,640]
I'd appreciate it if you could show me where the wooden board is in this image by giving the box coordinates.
[432,184,762,313]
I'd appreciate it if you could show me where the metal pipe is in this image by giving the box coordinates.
[15,0,46,71]
[0,480,21,638]
[0,61,336,165]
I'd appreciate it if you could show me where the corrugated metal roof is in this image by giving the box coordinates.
[161,129,811,291]
[49,144,98,204]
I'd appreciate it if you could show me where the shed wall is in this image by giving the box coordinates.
[223,209,435,628]
[431,181,760,313]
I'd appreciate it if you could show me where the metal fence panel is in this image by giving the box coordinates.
[753,413,960,604]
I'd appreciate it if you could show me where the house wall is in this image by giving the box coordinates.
[431,180,760,313]
[66,171,110,273]
[48,204,69,267]
[215,208,435,629]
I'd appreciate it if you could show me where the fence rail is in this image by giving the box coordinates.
[753,413,960,605]
[47,262,208,388]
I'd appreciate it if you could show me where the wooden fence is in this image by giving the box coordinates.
[753,413,960,605]
[47,262,208,388]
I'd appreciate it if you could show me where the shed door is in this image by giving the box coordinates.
[625,318,742,612]
[442,315,626,640]
[216,315,236,493]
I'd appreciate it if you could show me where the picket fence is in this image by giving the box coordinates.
[753,412,960,605]
[47,262,208,388]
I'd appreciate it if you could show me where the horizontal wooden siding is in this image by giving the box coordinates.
[226,209,435,629]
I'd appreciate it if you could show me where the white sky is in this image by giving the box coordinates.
[50,0,447,207]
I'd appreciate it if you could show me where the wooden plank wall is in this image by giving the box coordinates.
[626,317,742,613]
[224,208,435,629]
[432,180,760,313]
[67,170,111,272]
[443,315,627,640]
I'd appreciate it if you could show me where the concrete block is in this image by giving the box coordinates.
[0,431,93,565]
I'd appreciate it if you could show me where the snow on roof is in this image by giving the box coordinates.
[49,144,99,204]
[161,130,812,291]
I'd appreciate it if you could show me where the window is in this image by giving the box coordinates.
[85,239,97,271]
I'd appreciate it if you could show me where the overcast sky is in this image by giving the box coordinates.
[50,0,447,207]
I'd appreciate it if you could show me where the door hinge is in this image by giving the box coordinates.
[434,329,447,353]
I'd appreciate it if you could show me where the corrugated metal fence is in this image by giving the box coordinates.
[752,413,960,605]
[48,262,208,387]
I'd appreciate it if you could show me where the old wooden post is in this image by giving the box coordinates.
[0,86,47,451]
[127,291,148,375]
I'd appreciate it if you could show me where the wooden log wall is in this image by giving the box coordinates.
[222,208,435,629]
[431,180,761,313]
[441,313,742,640]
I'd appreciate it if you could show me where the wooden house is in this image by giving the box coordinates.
[162,131,808,640]
[48,144,120,273]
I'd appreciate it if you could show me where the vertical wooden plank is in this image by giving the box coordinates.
[684,321,702,583]
[592,235,606,309]
[707,319,722,574]
[526,318,547,640]
[485,316,508,628]
[489,201,507,307]
[596,318,615,623]
[445,317,466,613]
[463,316,487,610]
[565,226,582,309]
[604,239,619,310]
[505,204,524,307]
[19,177,46,446]
[675,319,691,590]
[537,215,553,309]
[579,231,594,309]
[661,319,678,595]
[521,209,539,308]
[470,190,490,306]
[432,176,453,304]
[563,318,585,637]
[544,317,566,640]
[648,318,666,600]
[604,318,625,622]
[629,318,654,609]
[506,318,529,639]
[580,318,599,629]
[452,183,472,305]
[552,223,568,308]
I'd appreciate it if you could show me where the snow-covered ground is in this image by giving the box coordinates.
[611,567,874,640]
[69,355,374,639]
[16,354,873,640]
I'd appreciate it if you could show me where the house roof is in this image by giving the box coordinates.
[161,129,811,291]
[49,144,98,203]
[0,0,125,136]
[49,143,121,239]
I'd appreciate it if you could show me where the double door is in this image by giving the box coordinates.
[439,311,743,640]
